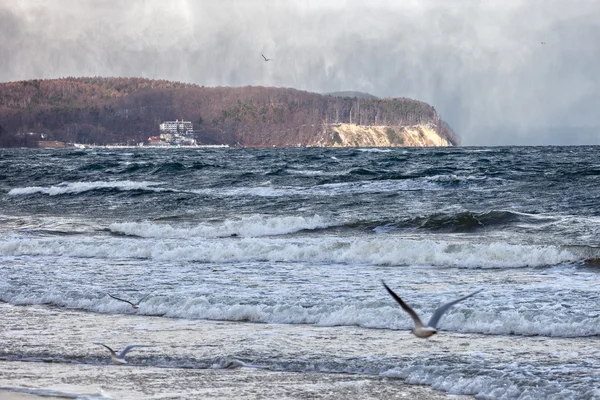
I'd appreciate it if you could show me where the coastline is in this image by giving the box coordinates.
[0,390,47,400]
[0,363,467,400]
[0,303,477,399]
[3,302,598,399]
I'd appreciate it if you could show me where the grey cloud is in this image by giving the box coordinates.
[1,0,599,145]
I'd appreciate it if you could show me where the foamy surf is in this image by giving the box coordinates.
[0,236,579,268]
[108,214,332,238]
[1,288,597,337]
[7,181,170,196]
[2,303,598,399]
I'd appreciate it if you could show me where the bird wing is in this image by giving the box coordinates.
[427,289,483,329]
[137,291,155,304]
[382,281,424,328]
[118,345,146,359]
[261,53,267,61]
[94,342,117,357]
[108,293,136,307]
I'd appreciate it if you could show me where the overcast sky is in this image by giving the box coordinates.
[1,0,599,145]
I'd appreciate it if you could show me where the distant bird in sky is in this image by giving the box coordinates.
[541,42,546,44]
[108,291,154,310]
[95,343,146,365]
[261,53,273,62]
[382,281,483,338]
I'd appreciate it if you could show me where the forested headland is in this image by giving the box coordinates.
[0,77,458,147]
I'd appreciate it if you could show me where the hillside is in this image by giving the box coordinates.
[326,91,378,99]
[0,77,458,147]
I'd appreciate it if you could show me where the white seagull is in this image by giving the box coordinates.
[108,291,154,310]
[95,343,146,365]
[261,53,273,62]
[382,281,482,338]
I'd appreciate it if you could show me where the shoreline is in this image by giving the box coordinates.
[0,303,480,399]
[0,362,467,400]
[2,302,598,399]
[0,390,47,400]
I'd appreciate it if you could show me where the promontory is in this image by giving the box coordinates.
[0,77,458,148]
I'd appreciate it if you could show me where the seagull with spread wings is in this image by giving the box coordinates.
[107,291,154,310]
[382,281,482,338]
[95,343,147,365]
[261,53,273,62]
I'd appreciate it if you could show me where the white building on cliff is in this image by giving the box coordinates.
[159,120,194,134]
[147,119,197,146]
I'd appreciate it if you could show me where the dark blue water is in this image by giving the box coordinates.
[2,146,600,246]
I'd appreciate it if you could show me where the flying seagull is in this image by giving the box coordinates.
[261,53,273,62]
[107,291,154,310]
[541,42,546,45]
[94,343,147,365]
[382,281,482,338]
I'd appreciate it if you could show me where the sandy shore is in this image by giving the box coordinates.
[1,302,598,398]
[0,303,480,399]
[0,391,47,400]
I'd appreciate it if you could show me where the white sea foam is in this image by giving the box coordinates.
[190,178,448,198]
[381,362,596,400]
[287,169,329,176]
[0,236,579,268]
[355,148,392,153]
[109,215,332,238]
[3,287,598,337]
[190,186,295,197]
[7,181,168,196]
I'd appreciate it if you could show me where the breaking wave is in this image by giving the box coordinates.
[1,287,597,338]
[109,214,332,238]
[0,236,579,269]
[389,210,556,232]
[7,181,170,196]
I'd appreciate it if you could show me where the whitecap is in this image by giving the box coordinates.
[8,181,169,196]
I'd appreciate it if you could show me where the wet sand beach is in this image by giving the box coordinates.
[0,303,476,399]
[0,363,465,400]
[0,391,47,400]
[2,303,599,399]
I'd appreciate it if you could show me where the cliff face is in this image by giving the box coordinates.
[326,123,452,147]
[0,77,458,147]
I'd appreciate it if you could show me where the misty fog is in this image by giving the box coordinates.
[1,0,599,145]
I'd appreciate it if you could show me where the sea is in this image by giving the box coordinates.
[0,146,598,399]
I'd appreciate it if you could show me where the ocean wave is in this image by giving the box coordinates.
[117,162,154,173]
[189,175,500,199]
[2,352,596,400]
[109,215,332,238]
[355,148,393,153]
[424,173,503,183]
[2,349,595,400]
[7,181,170,196]
[381,360,598,400]
[389,210,555,232]
[286,169,329,176]
[151,162,186,174]
[0,236,580,268]
[2,289,597,338]
[77,162,120,171]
